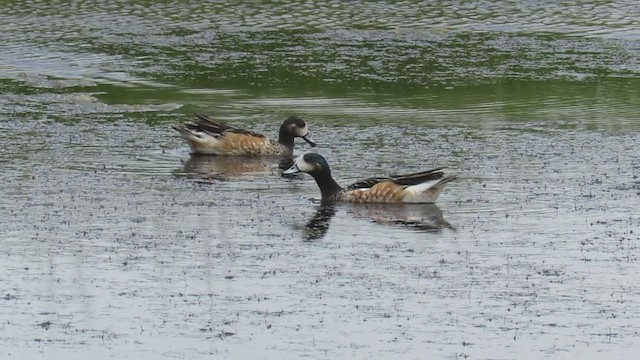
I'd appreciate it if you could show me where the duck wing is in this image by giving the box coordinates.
[194,113,266,138]
[388,167,449,186]
[346,176,390,190]
[346,167,449,190]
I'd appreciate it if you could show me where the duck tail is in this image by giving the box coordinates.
[402,169,457,203]
[194,113,214,123]
[194,113,232,134]
[172,123,203,141]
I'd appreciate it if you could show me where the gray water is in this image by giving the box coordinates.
[1,1,640,359]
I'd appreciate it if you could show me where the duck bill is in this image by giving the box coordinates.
[283,163,301,175]
[302,133,316,147]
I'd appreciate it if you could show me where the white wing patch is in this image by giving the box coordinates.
[179,130,222,155]
[402,174,455,203]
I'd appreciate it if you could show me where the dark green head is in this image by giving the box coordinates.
[282,152,331,176]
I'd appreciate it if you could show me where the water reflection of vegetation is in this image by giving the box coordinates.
[2,0,639,129]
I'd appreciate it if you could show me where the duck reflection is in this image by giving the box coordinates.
[180,154,294,181]
[302,204,337,241]
[302,203,453,241]
[347,203,453,233]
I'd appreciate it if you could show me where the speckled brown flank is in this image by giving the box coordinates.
[344,181,406,203]
[216,133,282,155]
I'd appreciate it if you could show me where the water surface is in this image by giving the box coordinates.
[1,1,639,359]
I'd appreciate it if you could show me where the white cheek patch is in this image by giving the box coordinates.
[296,156,315,173]
[296,124,309,137]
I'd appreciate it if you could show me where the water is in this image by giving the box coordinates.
[1,1,639,359]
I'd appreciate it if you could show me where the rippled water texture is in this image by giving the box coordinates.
[1,1,640,359]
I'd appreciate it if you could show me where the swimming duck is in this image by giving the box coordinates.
[283,153,456,204]
[173,113,316,155]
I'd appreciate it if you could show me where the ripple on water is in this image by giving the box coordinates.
[1,1,639,91]
[1,1,639,131]
[2,115,640,360]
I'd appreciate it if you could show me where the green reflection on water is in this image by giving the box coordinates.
[0,1,639,130]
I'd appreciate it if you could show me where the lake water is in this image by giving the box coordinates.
[1,1,639,359]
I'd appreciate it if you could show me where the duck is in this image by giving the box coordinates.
[283,153,457,204]
[172,113,316,155]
